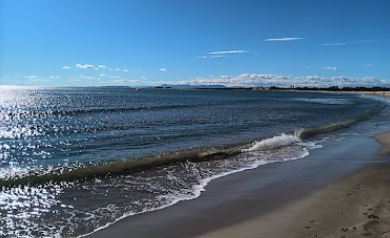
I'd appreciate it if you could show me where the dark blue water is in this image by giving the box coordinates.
[0,87,378,175]
[0,86,386,237]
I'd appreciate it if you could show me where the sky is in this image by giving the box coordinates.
[0,0,389,87]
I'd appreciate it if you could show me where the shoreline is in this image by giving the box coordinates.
[375,131,390,155]
[273,89,390,99]
[198,163,390,238]
[87,129,389,238]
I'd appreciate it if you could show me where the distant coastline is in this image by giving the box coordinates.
[155,85,390,97]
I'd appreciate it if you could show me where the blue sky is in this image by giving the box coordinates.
[0,0,389,87]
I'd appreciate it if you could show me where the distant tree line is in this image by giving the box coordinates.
[156,85,390,91]
[269,86,390,91]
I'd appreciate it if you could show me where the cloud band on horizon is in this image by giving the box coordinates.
[174,73,387,87]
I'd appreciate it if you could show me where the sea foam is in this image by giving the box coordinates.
[243,130,302,152]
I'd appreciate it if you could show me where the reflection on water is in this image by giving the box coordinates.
[0,87,377,176]
[1,139,317,237]
[0,86,387,237]
[0,184,64,237]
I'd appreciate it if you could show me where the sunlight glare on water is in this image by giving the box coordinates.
[0,87,385,237]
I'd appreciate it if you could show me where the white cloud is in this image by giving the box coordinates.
[264,37,303,42]
[320,42,347,47]
[320,40,376,47]
[64,63,135,74]
[70,63,132,72]
[211,55,227,58]
[92,64,130,72]
[76,64,95,69]
[24,75,50,82]
[199,49,247,59]
[96,78,140,84]
[365,64,374,67]
[175,73,387,87]
[208,50,247,55]
[322,66,338,71]
[198,55,228,59]
[356,40,376,43]
[112,79,140,84]
[160,68,167,72]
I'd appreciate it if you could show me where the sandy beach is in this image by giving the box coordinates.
[199,163,390,238]
[88,129,390,238]
[199,130,390,238]
[197,131,390,238]
[358,91,390,98]
[283,164,390,238]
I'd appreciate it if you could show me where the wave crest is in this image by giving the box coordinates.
[0,104,382,187]
[243,130,302,152]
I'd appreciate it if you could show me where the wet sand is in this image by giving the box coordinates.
[198,164,390,238]
[197,132,390,238]
[88,130,389,238]
[375,131,390,155]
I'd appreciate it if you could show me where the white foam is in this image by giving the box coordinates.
[77,159,276,238]
[78,132,320,238]
[242,131,302,152]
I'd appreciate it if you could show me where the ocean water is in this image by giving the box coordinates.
[0,86,386,237]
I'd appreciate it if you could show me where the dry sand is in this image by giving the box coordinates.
[284,164,390,238]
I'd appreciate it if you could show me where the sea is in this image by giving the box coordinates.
[0,86,389,237]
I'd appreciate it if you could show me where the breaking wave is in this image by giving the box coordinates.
[0,101,384,237]
[243,130,303,152]
[0,104,382,187]
[77,142,315,238]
